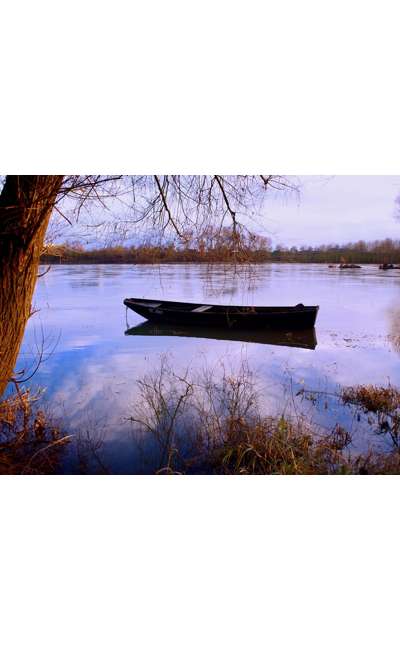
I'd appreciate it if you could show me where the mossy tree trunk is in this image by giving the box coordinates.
[0,176,63,397]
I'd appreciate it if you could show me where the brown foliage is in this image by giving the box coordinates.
[342,384,400,448]
[42,228,272,264]
[0,389,70,474]
[342,385,400,414]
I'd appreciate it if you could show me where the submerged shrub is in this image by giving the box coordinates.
[128,361,400,475]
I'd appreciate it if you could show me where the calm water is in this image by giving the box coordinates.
[18,263,400,472]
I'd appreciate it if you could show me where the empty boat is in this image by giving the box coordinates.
[123,298,319,329]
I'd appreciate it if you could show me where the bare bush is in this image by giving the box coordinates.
[128,361,400,474]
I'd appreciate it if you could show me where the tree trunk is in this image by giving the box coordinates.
[0,176,63,397]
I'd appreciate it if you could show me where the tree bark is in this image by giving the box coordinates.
[0,176,63,397]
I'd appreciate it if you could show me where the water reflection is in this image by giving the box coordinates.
[125,322,318,350]
[387,306,400,353]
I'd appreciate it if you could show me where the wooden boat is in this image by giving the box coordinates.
[123,298,319,329]
[125,322,318,350]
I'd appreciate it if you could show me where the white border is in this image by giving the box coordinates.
[1,1,400,648]
[1,1,400,173]
[1,476,399,649]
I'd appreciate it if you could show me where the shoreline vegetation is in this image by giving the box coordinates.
[0,388,70,474]
[127,361,400,475]
[41,236,400,266]
[4,365,400,474]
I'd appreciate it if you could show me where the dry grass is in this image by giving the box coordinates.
[342,384,400,448]
[342,384,400,414]
[0,388,71,474]
[207,419,350,475]
[206,417,400,475]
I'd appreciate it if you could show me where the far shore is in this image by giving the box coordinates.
[41,238,400,266]
[39,259,392,266]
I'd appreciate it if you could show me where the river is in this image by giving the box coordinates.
[17,263,400,472]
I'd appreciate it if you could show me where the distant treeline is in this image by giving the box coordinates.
[269,239,400,264]
[41,236,400,265]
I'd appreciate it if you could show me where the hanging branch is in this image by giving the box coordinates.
[153,175,183,237]
[213,175,238,236]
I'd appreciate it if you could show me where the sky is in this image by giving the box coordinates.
[52,175,400,249]
[257,175,400,247]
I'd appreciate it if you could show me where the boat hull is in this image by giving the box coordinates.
[124,298,319,329]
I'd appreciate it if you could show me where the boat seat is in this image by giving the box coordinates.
[192,305,212,312]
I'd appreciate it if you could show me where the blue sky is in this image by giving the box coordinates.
[258,176,400,247]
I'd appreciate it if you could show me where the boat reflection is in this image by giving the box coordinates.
[125,322,317,350]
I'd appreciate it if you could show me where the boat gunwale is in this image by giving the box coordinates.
[123,298,319,314]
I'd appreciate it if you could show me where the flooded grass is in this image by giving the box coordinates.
[3,374,400,474]
[127,360,400,475]
[205,417,400,475]
[4,348,400,475]
[342,384,400,414]
[0,388,71,474]
[341,384,400,448]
